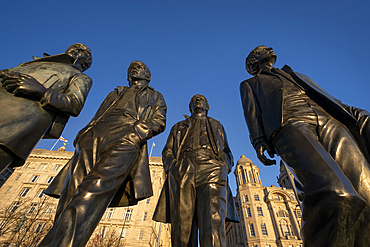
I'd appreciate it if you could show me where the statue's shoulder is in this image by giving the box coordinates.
[207,116,220,124]
[240,77,257,90]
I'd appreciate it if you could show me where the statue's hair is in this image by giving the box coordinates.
[65,43,92,72]
[127,60,151,82]
[189,94,209,113]
[245,45,268,76]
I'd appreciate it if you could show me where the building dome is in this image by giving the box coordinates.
[237,155,253,166]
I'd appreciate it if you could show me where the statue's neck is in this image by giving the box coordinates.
[191,111,207,119]
[129,80,147,88]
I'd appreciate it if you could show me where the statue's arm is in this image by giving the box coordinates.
[240,80,276,166]
[40,73,92,117]
[134,91,167,141]
[162,125,177,173]
[218,123,234,173]
[346,105,370,149]
[240,80,266,145]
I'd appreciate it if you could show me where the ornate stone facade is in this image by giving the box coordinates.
[226,155,303,247]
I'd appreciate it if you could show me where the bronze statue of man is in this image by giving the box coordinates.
[240,45,370,247]
[153,94,238,247]
[39,61,167,247]
[0,43,93,173]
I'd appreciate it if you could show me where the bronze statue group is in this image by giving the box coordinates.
[0,44,369,247]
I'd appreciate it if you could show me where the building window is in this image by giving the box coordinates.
[278,211,286,217]
[254,194,260,201]
[240,167,247,184]
[35,223,45,233]
[105,208,114,219]
[117,228,127,239]
[246,208,252,217]
[290,193,296,201]
[15,174,21,180]
[244,195,249,202]
[30,175,39,182]
[99,226,109,237]
[257,207,263,216]
[23,162,31,169]
[44,205,56,215]
[138,229,144,240]
[248,171,254,183]
[249,224,255,237]
[4,186,12,194]
[0,220,8,230]
[123,209,133,220]
[38,164,47,170]
[19,188,31,197]
[281,224,291,236]
[142,212,148,221]
[146,198,150,204]
[46,176,54,183]
[261,223,268,236]
[36,189,44,198]
[295,210,302,218]
[256,173,260,183]
[9,202,20,212]
[151,170,156,178]
[1,169,12,178]
[53,164,63,171]
[28,203,38,214]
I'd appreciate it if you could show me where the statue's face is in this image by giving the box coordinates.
[190,95,208,114]
[128,62,146,81]
[256,46,276,65]
[66,45,90,71]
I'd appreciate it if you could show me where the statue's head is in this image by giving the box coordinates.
[189,94,209,115]
[246,45,276,75]
[65,43,92,72]
[127,61,151,83]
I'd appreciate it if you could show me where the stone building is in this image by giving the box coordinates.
[0,148,171,247]
[226,155,302,247]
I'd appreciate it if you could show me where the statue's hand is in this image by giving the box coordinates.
[164,159,176,174]
[255,141,276,166]
[1,72,46,99]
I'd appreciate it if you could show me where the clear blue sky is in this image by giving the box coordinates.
[1,1,369,195]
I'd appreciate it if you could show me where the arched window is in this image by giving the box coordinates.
[256,173,260,183]
[240,166,247,184]
[257,207,263,216]
[274,195,281,201]
[280,220,291,236]
[254,194,260,201]
[244,195,249,202]
[248,171,254,183]
[246,208,252,217]
[277,211,286,217]
[261,223,268,236]
[249,224,255,237]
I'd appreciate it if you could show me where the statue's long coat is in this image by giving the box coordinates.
[45,85,167,207]
[153,116,239,223]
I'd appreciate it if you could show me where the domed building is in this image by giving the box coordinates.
[226,155,303,247]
